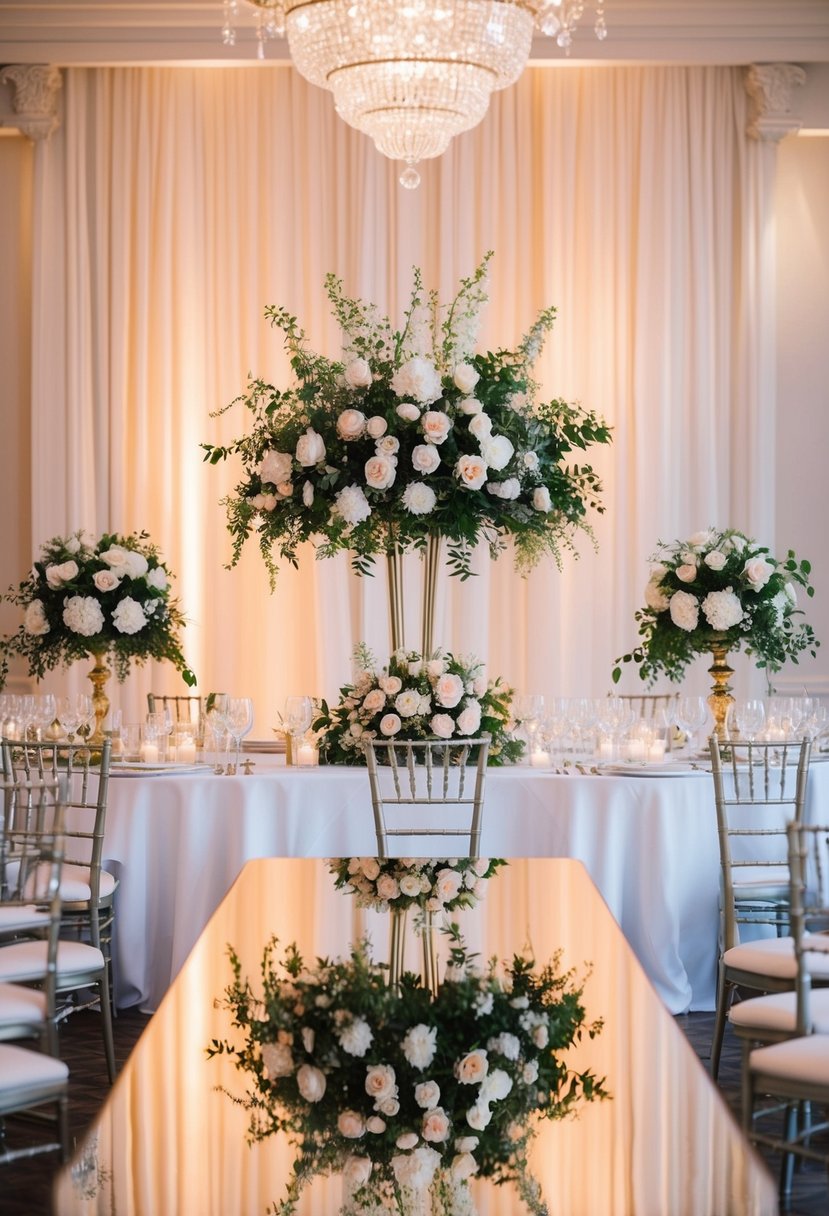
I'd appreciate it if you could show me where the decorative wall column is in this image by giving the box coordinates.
[0,65,62,141]
[744,63,806,143]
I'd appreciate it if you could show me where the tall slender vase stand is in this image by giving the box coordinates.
[87,649,111,745]
[707,637,734,743]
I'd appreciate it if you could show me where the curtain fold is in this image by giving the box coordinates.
[30,63,772,725]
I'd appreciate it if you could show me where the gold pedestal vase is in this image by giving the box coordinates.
[707,636,734,742]
[388,905,440,999]
[87,649,111,745]
[385,532,443,657]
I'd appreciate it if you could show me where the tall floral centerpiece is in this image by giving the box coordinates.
[209,929,606,1216]
[203,253,611,657]
[612,528,819,738]
[1,530,195,741]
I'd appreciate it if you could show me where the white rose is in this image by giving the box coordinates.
[396,1132,419,1151]
[451,1153,479,1181]
[435,673,464,709]
[455,1137,479,1153]
[111,596,148,635]
[261,1041,294,1078]
[335,484,372,526]
[487,478,520,500]
[532,1024,549,1048]
[688,529,716,549]
[343,1156,372,1191]
[339,1017,374,1057]
[532,486,552,512]
[344,358,373,389]
[702,589,744,631]
[122,550,149,579]
[421,411,452,445]
[668,590,700,632]
[455,455,487,491]
[411,444,441,475]
[453,363,480,394]
[295,428,326,467]
[468,412,492,440]
[480,1068,513,1102]
[98,545,130,570]
[366,415,388,439]
[435,868,462,903]
[522,451,539,471]
[402,1024,437,1070]
[522,1059,539,1084]
[392,1145,441,1191]
[414,1080,441,1109]
[465,1101,492,1131]
[145,566,168,591]
[259,450,293,485]
[704,550,727,571]
[363,688,386,713]
[65,535,81,555]
[743,556,775,590]
[486,1034,520,1062]
[365,454,397,491]
[376,873,400,901]
[365,1063,397,1105]
[456,703,482,735]
[676,563,697,583]
[379,1096,400,1116]
[338,1109,366,1138]
[422,1107,451,1143]
[93,569,121,593]
[644,575,670,613]
[396,402,421,422]
[45,560,79,589]
[296,1063,326,1103]
[402,483,437,516]
[430,713,455,739]
[337,408,367,441]
[380,713,402,736]
[395,689,422,718]
[481,434,514,471]
[399,874,422,897]
[725,533,748,553]
[426,658,446,677]
[366,1116,386,1134]
[455,1050,488,1085]
[408,660,422,676]
[62,595,104,637]
[457,396,483,416]
[23,600,50,636]
[375,436,399,457]
[391,356,443,405]
[379,675,402,695]
[302,480,314,507]
[359,857,381,880]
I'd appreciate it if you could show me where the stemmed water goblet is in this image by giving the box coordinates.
[56,694,93,742]
[515,694,545,762]
[284,696,314,765]
[676,696,709,753]
[732,698,766,743]
[225,698,254,774]
[30,694,57,741]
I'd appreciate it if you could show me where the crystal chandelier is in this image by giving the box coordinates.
[221,1,608,187]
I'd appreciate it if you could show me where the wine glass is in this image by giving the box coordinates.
[515,694,545,761]
[733,698,766,743]
[676,696,709,753]
[56,694,93,742]
[225,698,254,774]
[284,696,314,764]
[32,694,57,741]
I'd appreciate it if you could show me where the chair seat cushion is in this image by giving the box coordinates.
[59,863,117,903]
[0,1043,68,1105]
[729,988,829,1035]
[0,983,47,1025]
[0,940,104,984]
[0,905,50,933]
[724,933,829,982]
[750,1034,829,1085]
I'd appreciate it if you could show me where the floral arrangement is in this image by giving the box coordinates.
[312,647,523,767]
[208,931,606,1216]
[328,858,506,916]
[203,253,611,585]
[612,527,819,685]
[0,530,196,686]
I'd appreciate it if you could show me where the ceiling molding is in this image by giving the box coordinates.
[0,1,828,67]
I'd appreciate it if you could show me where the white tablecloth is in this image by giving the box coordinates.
[102,758,829,1015]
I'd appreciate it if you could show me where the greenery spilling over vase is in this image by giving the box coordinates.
[209,931,606,1216]
[203,252,611,585]
[328,858,506,916]
[612,528,818,686]
[312,646,523,767]
[0,530,196,687]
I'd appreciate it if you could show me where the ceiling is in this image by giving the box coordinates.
[0,1,828,68]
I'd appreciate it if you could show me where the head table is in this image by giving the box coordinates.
[98,755,829,1015]
[54,857,777,1216]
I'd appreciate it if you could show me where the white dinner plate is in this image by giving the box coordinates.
[111,762,214,777]
[600,762,710,778]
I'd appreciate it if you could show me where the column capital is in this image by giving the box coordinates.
[744,64,806,143]
[0,64,62,142]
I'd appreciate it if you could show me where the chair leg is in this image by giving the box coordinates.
[740,1039,754,1134]
[710,967,733,1080]
[780,1103,798,1200]
[98,971,117,1084]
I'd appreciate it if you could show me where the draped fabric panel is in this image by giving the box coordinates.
[29,64,771,725]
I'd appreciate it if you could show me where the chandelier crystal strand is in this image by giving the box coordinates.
[225,1,608,183]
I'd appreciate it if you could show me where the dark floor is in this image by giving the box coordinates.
[1,1008,827,1215]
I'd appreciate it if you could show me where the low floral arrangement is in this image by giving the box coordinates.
[328,858,506,916]
[208,931,606,1216]
[312,647,523,767]
[0,530,196,686]
[203,252,611,585]
[612,528,819,685]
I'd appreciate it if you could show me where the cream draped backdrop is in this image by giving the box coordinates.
[28,64,773,725]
